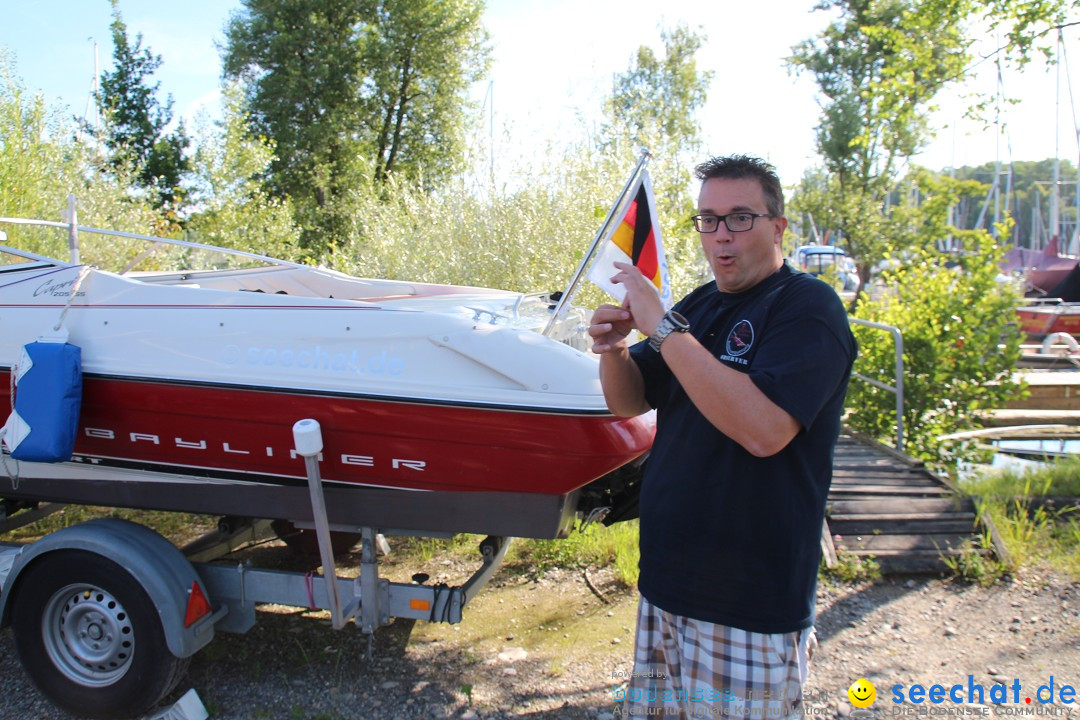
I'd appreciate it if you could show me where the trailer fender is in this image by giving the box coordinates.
[0,517,215,658]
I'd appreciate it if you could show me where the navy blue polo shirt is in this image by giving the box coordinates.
[629,263,856,634]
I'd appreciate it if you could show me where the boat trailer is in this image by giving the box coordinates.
[0,419,510,719]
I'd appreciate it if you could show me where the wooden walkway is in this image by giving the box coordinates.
[823,429,1004,574]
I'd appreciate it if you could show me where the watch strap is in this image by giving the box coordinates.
[649,310,689,352]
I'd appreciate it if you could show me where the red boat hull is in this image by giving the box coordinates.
[1016,307,1080,338]
[0,371,654,496]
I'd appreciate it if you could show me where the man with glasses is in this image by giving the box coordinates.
[589,155,856,719]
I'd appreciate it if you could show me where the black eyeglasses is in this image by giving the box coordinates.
[691,212,772,233]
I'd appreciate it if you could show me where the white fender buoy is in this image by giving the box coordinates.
[1041,331,1080,355]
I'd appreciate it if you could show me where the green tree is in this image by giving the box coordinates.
[362,0,490,185]
[788,0,972,301]
[787,168,845,250]
[96,0,190,216]
[185,85,301,261]
[602,24,714,293]
[785,0,1080,466]
[222,0,489,254]
[981,0,1080,67]
[222,0,366,240]
[604,25,711,161]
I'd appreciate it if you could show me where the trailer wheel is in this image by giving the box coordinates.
[11,550,189,720]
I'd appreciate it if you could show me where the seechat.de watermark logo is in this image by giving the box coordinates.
[850,679,878,708]
[847,675,1078,717]
[848,679,879,719]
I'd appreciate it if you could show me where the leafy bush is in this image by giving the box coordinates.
[320,139,705,303]
[183,85,301,262]
[0,53,164,262]
[845,171,1023,470]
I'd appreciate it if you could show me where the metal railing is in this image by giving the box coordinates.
[849,318,905,452]
[0,194,305,271]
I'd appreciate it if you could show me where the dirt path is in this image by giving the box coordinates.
[807,571,1079,716]
[1,546,1077,720]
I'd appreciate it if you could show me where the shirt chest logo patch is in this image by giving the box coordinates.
[725,320,755,358]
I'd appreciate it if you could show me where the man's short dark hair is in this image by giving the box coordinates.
[694,155,784,218]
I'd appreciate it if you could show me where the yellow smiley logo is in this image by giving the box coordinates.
[848,678,877,708]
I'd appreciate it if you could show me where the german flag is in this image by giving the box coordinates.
[610,182,662,294]
[588,170,671,308]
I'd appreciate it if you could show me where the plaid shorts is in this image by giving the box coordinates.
[617,596,814,719]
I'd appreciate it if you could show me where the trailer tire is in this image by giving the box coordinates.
[10,550,189,720]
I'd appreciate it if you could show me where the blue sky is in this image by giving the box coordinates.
[2,0,1077,186]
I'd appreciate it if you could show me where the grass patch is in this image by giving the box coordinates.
[955,459,1080,581]
[409,570,638,661]
[961,455,1080,498]
[821,551,881,584]
[381,522,642,587]
[511,520,640,586]
[977,495,1080,580]
[396,533,480,563]
[5,504,219,545]
[940,530,1007,586]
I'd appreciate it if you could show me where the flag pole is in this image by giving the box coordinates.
[542,149,652,337]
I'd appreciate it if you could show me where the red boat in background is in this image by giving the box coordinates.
[1016,300,1080,338]
[1001,237,1078,296]
[1012,237,1080,339]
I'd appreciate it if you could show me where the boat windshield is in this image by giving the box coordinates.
[0,244,64,270]
[0,217,591,349]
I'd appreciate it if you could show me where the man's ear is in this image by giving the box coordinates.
[773,216,789,244]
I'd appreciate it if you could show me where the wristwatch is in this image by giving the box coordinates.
[649,310,690,352]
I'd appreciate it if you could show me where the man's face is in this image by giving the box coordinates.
[697,177,787,294]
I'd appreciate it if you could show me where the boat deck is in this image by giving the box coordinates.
[823,429,1005,575]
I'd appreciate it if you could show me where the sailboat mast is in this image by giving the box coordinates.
[1050,29,1062,243]
[993,54,1003,236]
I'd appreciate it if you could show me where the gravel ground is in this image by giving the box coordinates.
[806,570,1080,717]
[1,545,1077,720]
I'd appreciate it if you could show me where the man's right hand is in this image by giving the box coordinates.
[589,304,635,354]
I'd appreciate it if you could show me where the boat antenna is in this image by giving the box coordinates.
[542,149,651,337]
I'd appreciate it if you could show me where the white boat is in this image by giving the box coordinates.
[0,224,653,539]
